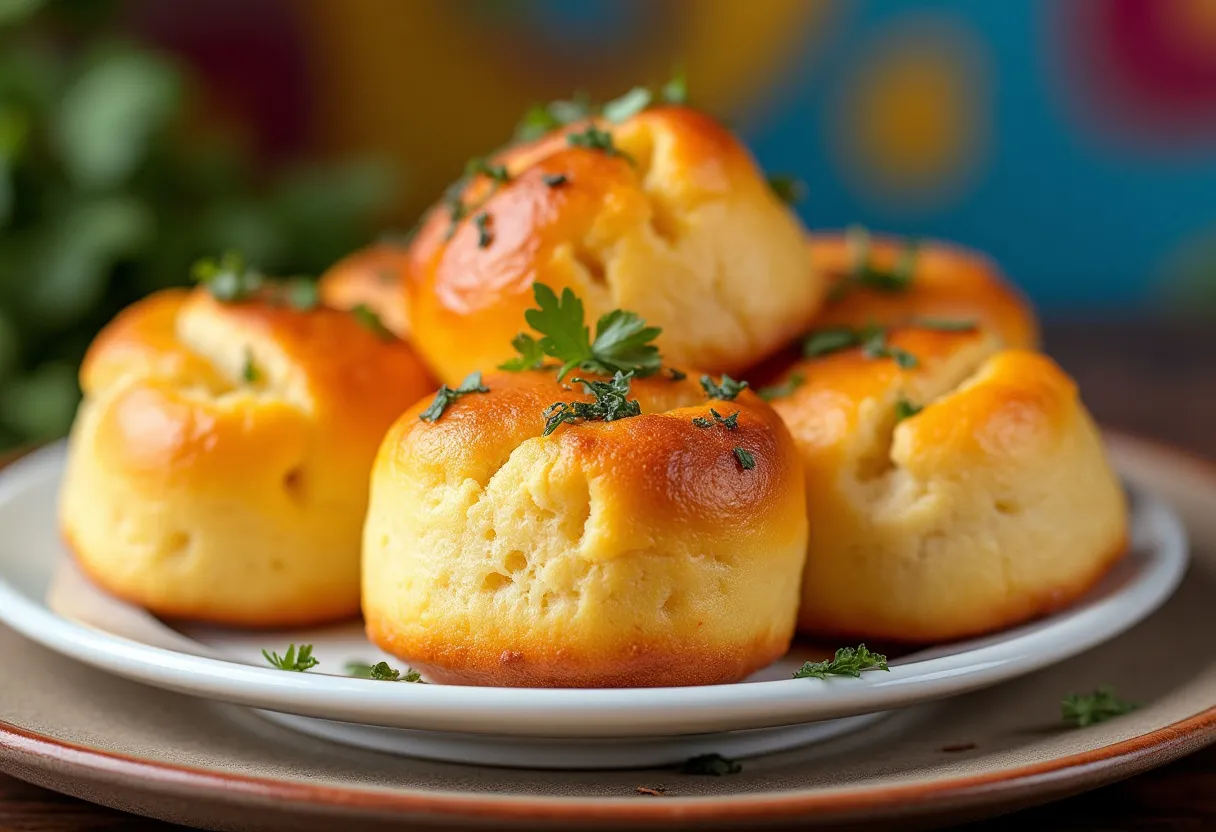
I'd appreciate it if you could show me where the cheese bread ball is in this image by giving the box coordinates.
[405,106,821,385]
[364,370,808,687]
[766,327,1125,642]
[318,242,411,338]
[59,287,435,627]
[808,232,1039,349]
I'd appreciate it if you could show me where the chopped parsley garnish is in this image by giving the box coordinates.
[758,373,805,401]
[346,660,423,683]
[692,408,739,430]
[665,367,687,381]
[504,283,662,381]
[767,174,806,205]
[602,86,652,123]
[681,753,742,776]
[465,156,510,183]
[498,333,548,372]
[192,252,318,311]
[419,372,490,422]
[661,69,687,105]
[241,348,260,384]
[828,226,920,301]
[351,303,394,340]
[542,172,569,187]
[793,645,889,679]
[262,643,318,672]
[894,396,922,422]
[802,324,918,368]
[733,447,755,470]
[1062,687,1139,727]
[567,124,633,163]
[473,211,493,248]
[543,371,641,436]
[913,317,978,332]
[514,91,594,142]
[700,374,749,401]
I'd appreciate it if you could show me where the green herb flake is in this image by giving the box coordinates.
[567,125,633,164]
[894,396,922,422]
[700,374,749,401]
[282,277,320,311]
[793,644,889,680]
[241,348,260,384]
[465,156,510,183]
[510,283,662,381]
[693,408,739,431]
[473,211,493,248]
[829,226,921,301]
[665,367,687,381]
[541,172,569,187]
[262,643,318,672]
[602,86,652,123]
[691,416,713,428]
[346,660,424,683]
[661,70,687,105]
[758,373,805,401]
[192,251,263,303]
[859,326,920,369]
[419,372,490,422]
[767,174,806,205]
[803,327,860,358]
[351,303,394,340]
[543,371,642,436]
[681,753,742,776]
[498,333,548,372]
[733,446,755,470]
[913,317,979,332]
[1062,687,1139,728]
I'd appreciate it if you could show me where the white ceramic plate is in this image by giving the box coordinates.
[0,443,1188,765]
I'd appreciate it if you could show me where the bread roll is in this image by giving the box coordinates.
[766,326,1125,642]
[363,370,808,686]
[405,106,822,385]
[59,288,435,627]
[808,232,1038,349]
[318,242,411,338]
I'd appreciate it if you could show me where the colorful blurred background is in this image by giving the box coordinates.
[1,0,1214,448]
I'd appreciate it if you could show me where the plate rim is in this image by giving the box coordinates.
[0,432,1215,825]
[0,438,1190,738]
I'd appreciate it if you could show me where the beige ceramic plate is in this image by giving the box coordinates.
[1,433,1216,830]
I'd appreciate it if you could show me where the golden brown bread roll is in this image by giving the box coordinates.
[765,326,1126,642]
[808,231,1039,349]
[317,242,411,338]
[405,106,822,385]
[59,287,435,627]
[363,370,809,687]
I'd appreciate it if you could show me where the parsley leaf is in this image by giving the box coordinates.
[192,251,263,302]
[541,172,568,187]
[351,303,394,340]
[793,644,889,679]
[758,373,805,401]
[803,326,860,358]
[661,69,687,104]
[465,156,510,183]
[693,408,740,430]
[346,660,423,683]
[861,326,919,369]
[543,372,642,436]
[733,446,755,470]
[511,283,662,380]
[567,125,633,163]
[241,348,260,384]
[602,86,652,123]
[262,643,318,672]
[498,333,548,371]
[767,174,806,205]
[829,226,920,301]
[681,753,742,776]
[473,211,493,248]
[803,325,918,368]
[701,374,749,401]
[514,91,594,142]
[665,367,687,381]
[1062,687,1139,727]
[419,372,490,422]
[894,396,922,422]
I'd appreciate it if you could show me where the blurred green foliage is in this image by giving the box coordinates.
[0,0,397,447]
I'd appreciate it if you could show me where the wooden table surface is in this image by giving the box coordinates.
[2,320,1214,831]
